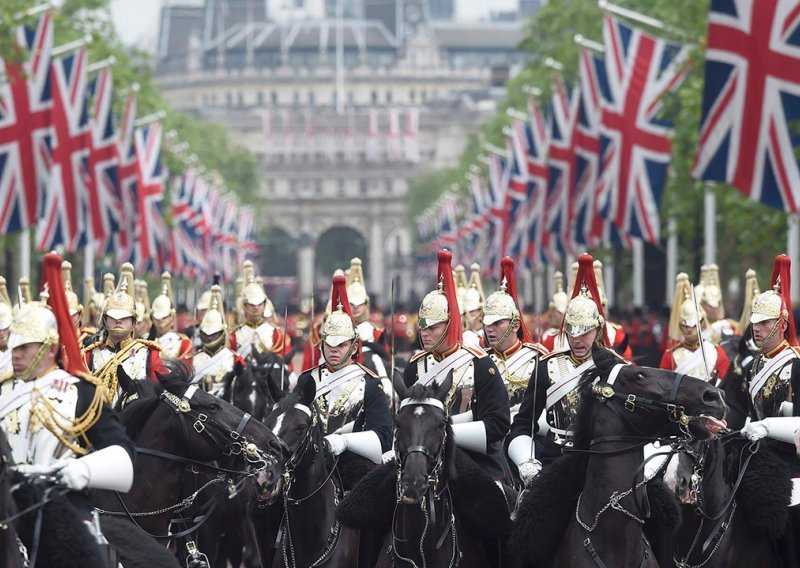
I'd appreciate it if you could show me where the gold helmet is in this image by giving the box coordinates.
[199,285,227,336]
[739,269,760,333]
[418,250,463,348]
[454,264,468,315]
[549,271,568,313]
[0,277,11,331]
[321,274,357,348]
[241,260,268,306]
[563,254,606,340]
[668,273,705,342]
[750,255,794,335]
[483,257,532,343]
[196,289,212,312]
[346,257,369,307]
[701,263,724,316]
[9,301,58,350]
[463,263,484,314]
[104,263,136,320]
[695,264,709,306]
[133,279,151,324]
[151,272,175,320]
[593,260,609,311]
[61,260,82,317]
[83,276,106,326]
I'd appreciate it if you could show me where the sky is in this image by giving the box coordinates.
[110,0,520,50]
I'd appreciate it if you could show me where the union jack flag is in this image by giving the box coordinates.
[37,48,90,252]
[486,153,510,276]
[134,122,165,269]
[596,15,688,244]
[693,0,800,212]
[85,68,121,254]
[0,14,53,233]
[523,96,550,272]
[116,94,138,263]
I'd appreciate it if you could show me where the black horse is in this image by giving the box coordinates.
[92,361,286,561]
[669,435,791,567]
[225,347,289,422]
[511,348,727,567]
[261,376,360,568]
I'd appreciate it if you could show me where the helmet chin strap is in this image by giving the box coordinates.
[16,340,52,382]
[425,320,451,355]
[486,316,518,352]
[325,339,358,371]
[755,317,783,352]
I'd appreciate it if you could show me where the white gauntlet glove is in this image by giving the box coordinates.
[54,458,91,491]
[517,459,543,486]
[324,433,348,456]
[741,420,769,442]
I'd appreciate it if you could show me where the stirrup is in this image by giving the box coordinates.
[185,540,210,568]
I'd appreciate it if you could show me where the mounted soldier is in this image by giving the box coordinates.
[506,253,627,486]
[456,263,485,349]
[133,279,152,340]
[298,273,392,464]
[188,284,213,352]
[82,263,164,405]
[660,272,730,383]
[228,260,291,360]
[1,253,134,524]
[192,285,245,397]
[540,270,568,352]
[79,275,104,343]
[700,263,740,344]
[150,272,193,364]
[0,277,12,375]
[403,249,510,480]
[300,269,341,372]
[483,257,547,419]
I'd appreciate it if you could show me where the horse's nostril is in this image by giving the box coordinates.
[702,389,721,405]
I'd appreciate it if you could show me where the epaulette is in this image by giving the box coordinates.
[0,370,14,384]
[82,340,105,353]
[409,350,428,363]
[136,339,162,351]
[358,363,378,378]
[522,342,548,355]
[604,345,630,363]
[463,344,487,358]
[541,347,571,361]
[790,345,800,357]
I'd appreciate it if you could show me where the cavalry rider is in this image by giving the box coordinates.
[740,255,800,463]
[192,285,245,397]
[133,279,152,340]
[700,263,740,344]
[189,283,214,351]
[60,261,90,346]
[0,278,13,375]
[301,269,342,372]
[298,274,392,464]
[456,263,485,349]
[483,257,547,418]
[1,253,134,522]
[540,270,568,351]
[229,260,291,360]
[80,275,104,339]
[506,253,626,486]
[83,263,164,405]
[150,272,193,364]
[594,260,633,360]
[660,272,730,383]
[403,249,510,480]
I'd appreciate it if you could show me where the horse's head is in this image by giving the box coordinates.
[156,360,285,500]
[248,350,289,417]
[578,347,728,445]
[263,374,319,493]
[395,370,456,505]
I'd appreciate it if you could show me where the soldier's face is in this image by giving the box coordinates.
[106,316,135,342]
[567,328,598,359]
[153,314,173,335]
[12,342,57,377]
[350,302,367,319]
[0,328,9,349]
[752,318,787,350]
[484,319,519,351]
[419,321,448,352]
[323,340,353,368]
[679,324,698,342]
[245,302,265,324]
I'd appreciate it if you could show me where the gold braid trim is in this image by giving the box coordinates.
[136,339,162,351]
[89,341,141,404]
[28,379,106,456]
[0,371,14,384]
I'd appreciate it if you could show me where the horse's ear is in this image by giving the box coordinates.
[296,374,317,407]
[432,369,454,402]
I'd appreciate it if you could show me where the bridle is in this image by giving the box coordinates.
[392,397,458,568]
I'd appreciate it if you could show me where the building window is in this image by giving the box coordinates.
[315,179,322,195]
[257,91,265,106]
[337,180,346,196]
[293,90,301,106]
[271,91,278,105]
[360,180,368,195]
[371,90,378,105]
[347,91,354,105]
[385,180,393,194]
[226,92,233,107]
[421,90,427,103]
[385,90,393,104]
[308,91,315,106]
[237,92,244,107]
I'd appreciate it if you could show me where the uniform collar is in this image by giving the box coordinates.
[104,336,134,351]
[680,339,701,351]
[570,351,592,365]
[764,339,789,358]
[493,339,522,359]
[432,343,460,362]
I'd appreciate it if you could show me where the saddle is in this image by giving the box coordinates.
[337,448,512,539]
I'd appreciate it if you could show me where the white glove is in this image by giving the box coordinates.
[517,459,543,486]
[381,449,396,464]
[53,458,91,491]
[12,462,62,477]
[741,420,769,442]
[324,433,348,456]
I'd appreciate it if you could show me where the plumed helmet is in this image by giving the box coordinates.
[418,250,463,346]
[563,254,606,342]
[241,260,268,306]
[345,258,369,307]
[199,285,227,335]
[61,261,82,317]
[483,257,532,343]
[702,263,724,317]
[321,275,357,347]
[151,272,175,320]
[668,273,705,342]
[738,269,760,333]
[462,263,484,313]
[16,277,32,311]
[454,264,469,315]
[750,255,795,344]
[104,263,137,320]
[324,269,346,316]
[9,301,58,349]
[549,271,568,313]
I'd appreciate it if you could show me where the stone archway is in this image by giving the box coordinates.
[314,226,368,293]
[260,227,297,277]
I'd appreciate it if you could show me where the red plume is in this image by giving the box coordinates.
[437,249,463,347]
[40,253,86,374]
[770,254,796,345]
[560,253,608,346]
[500,256,531,343]
[329,273,362,363]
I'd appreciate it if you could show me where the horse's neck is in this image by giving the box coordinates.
[700,441,731,513]
[395,491,456,563]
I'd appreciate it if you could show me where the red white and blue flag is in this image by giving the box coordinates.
[693,0,800,212]
[523,95,550,273]
[596,15,688,244]
[0,14,53,233]
[115,94,138,263]
[133,122,165,269]
[37,48,90,252]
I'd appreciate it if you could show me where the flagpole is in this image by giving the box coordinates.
[666,217,677,306]
[604,254,615,309]
[632,238,644,307]
[788,214,799,303]
[19,229,30,280]
[704,186,716,265]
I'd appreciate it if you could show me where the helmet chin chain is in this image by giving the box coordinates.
[486,317,518,352]
[17,340,52,382]
[754,318,782,353]
[425,320,451,355]
[325,340,358,371]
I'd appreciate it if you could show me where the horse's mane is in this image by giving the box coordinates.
[406,383,430,402]
[156,359,193,393]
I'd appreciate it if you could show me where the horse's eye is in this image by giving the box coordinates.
[295,424,307,433]
[207,403,220,412]
[635,373,646,382]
